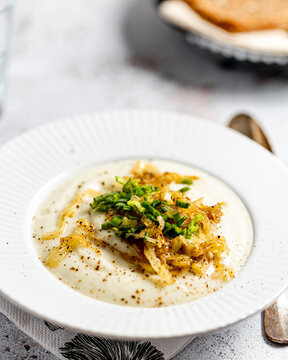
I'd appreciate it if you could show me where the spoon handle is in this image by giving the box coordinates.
[264,293,288,344]
[228,113,288,344]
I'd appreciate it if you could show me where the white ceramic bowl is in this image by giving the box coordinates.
[0,110,288,339]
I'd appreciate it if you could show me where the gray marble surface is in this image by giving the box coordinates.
[1,0,288,358]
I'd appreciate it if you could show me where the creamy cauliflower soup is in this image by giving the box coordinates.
[32,159,253,307]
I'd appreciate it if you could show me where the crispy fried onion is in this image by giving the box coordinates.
[130,160,199,190]
[41,189,100,241]
[45,218,103,268]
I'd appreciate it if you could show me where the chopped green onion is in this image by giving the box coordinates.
[127,200,145,213]
[127,215,138,220]
[132,184,155,197]
[189,214,203,231]
[179,186,190,193]
[115,176,126,185]
[101,216,123,230]
[183,214,203,239]
[116,198,129,203]
[145,213,158,223]
[173,213,180,224]
[176,200,190,209]
[101,223,112,230]
[152,199,161,207]
[110,216,123,227]
[142,202,162,219]
[122,205,132,211]
[134,188,145,197]
[173,213,187,227]
[144,193,152,202]
[163,222,183,237]
[180,178,193,185]
[90,191,119,209]
[163,214,172,221]
[123,177,138,193]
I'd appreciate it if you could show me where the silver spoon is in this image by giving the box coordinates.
[228,113,288,344]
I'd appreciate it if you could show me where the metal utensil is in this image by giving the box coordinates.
[228,113,288,344]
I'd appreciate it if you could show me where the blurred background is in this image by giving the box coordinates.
[1,0,288,359]
[1,0,288,162]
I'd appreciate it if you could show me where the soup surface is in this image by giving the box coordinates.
[32,159,253,307]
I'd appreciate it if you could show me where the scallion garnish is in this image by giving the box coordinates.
[163,222,183,237]
[91,173,203,241]
[182,214,203,239]
[115,176,126,185]
[101,215,123,230]
[173,213,187,227]
[176,200,190,209]
[180,178,193,185]
[127,200,145,213]
[110,216,123,227]
[179,186,190,193]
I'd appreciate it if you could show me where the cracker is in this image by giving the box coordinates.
[185,0,288,32]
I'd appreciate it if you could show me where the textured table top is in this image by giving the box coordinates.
[1,0,288,358]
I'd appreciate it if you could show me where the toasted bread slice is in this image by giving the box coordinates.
[185,0,288,32]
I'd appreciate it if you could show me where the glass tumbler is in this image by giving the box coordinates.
[0,0,14,113]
